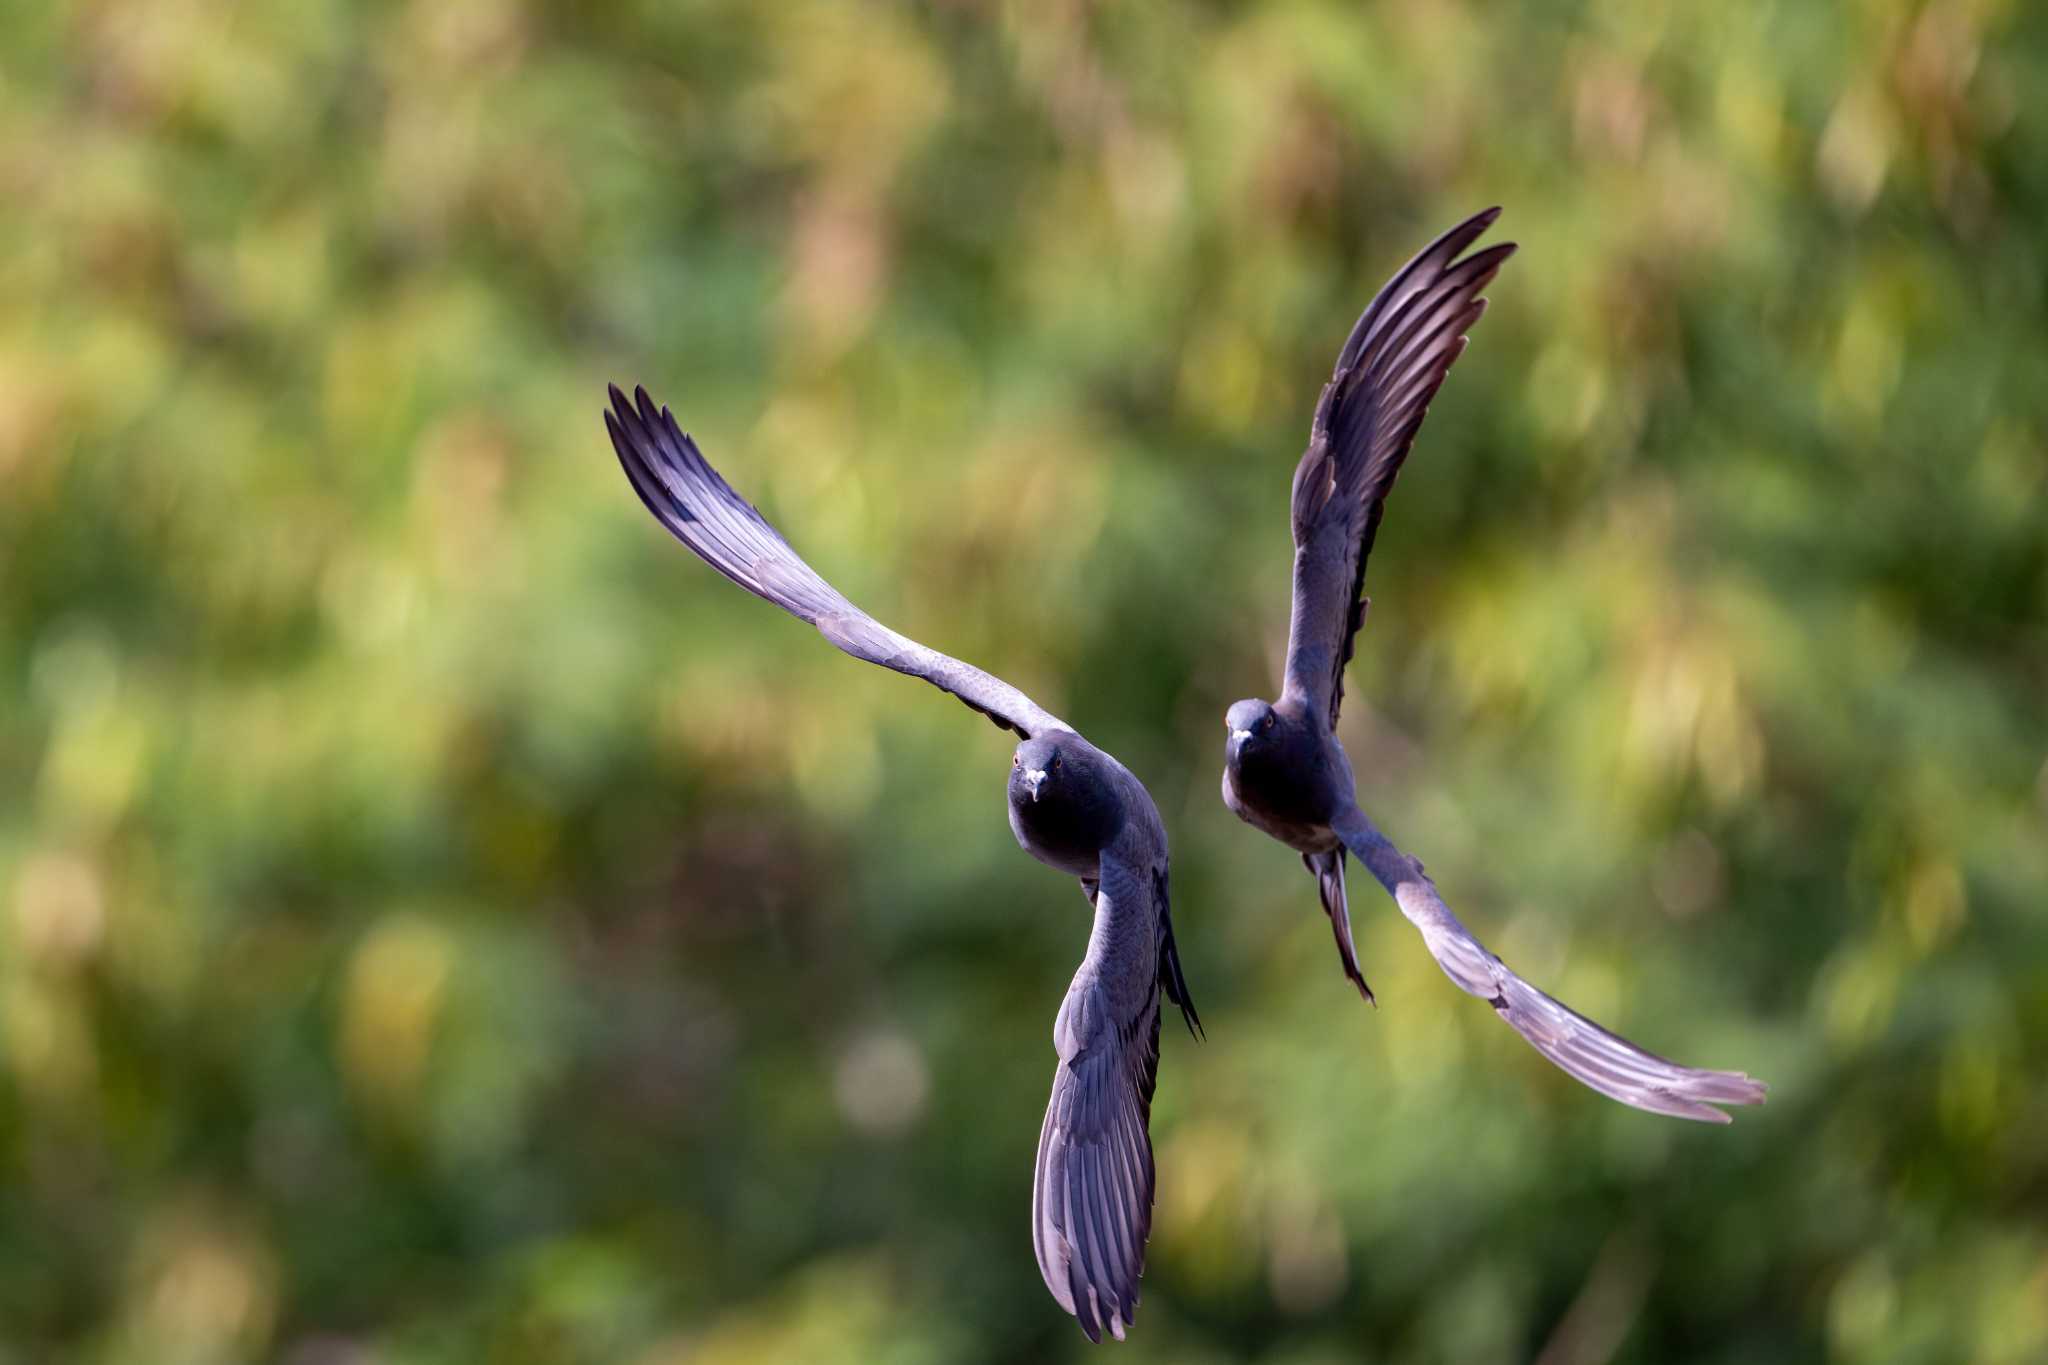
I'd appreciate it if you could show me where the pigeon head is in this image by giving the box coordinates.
[1225,698,1280,758]
[1011,734,1083,804]
[1008,733,1124,873]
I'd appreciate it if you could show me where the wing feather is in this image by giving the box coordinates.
[1282,210,1515,726]
[1032,854,1173,1341]
[1332,806,1767,1123]
[605,384,1065,738]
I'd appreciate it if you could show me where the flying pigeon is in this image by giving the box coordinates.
[1219,209,1766,1122]
[605,384,1200,1338]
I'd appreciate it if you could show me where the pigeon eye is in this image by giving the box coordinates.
[1051,756,1061,772]
[1261,714,1275,732]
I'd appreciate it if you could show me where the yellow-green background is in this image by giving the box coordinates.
[4,1,2045,1361]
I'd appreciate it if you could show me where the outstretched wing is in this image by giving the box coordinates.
[1033,852,1174,1341]
[1282,208,1515,726]
[1332,806,1767,1123]
[606,384,1065,738]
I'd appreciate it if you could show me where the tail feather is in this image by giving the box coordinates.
[1303,849,1375,1005]
[1159,917,1203,1040]
[1152,868,1203,1040]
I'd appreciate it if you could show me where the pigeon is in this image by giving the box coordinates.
[1219,209,1766,1122]
[605,384,1200,1339]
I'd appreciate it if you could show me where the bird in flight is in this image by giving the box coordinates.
[605,385,1200,1340]
[1219,209,1766,1123]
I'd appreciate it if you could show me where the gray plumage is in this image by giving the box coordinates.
[606,385,1197,1340]
[1222,209,1767,1123]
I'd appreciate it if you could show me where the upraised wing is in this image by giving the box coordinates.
[1333,806,1767,1123]
[1283,209,1515,726]
[1033,852,1172,1341]
[606,384,1065,739]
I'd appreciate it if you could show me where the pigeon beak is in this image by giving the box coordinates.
[1230,729,1253,743]
[1023,768,1047,800]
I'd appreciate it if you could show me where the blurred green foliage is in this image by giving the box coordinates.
[4,0,2046,1361]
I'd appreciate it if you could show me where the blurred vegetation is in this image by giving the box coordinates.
[3,0,2046,1361]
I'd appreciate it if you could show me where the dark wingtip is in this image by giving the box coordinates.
[608,383,654,452]
[1440,205,1504,257]
[1469,241,1519,275]
[633,383,662,429]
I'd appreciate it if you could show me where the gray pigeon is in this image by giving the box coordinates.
[1220,209,1767,1123]
[605,385,1199,1340]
